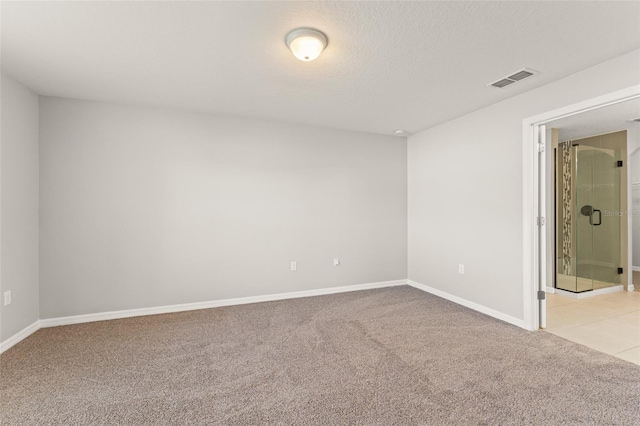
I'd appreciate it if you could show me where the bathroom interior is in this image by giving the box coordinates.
[542,97,640,364]
[544,98,640,297]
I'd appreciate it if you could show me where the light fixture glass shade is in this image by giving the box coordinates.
[286,28,327,61]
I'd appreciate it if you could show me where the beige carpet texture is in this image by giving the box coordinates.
[2,286,639,425]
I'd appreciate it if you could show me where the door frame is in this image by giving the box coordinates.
[522,85,640,331]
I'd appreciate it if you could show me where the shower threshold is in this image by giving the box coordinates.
[549,278,624,299]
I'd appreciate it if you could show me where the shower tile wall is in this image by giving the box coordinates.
[561,141,573,277]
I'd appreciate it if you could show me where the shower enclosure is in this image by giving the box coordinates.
[555,131,627,293]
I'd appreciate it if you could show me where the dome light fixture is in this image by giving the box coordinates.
[285,28,328,62]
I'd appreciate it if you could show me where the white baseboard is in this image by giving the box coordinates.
[0,320,41,354]
[2,280,406,352]
[632,266,640,272]
[627,284,635,292]
[39,279,408,328]
[4,278,530,352]
[546,286,556,294]
[407,280,527,329]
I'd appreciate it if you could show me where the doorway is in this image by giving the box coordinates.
[523,89,640,364]
[522,86,640,332]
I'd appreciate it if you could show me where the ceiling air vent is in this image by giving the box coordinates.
[489,68,537,88]
[507,70,534,81]
[492,78,515,88]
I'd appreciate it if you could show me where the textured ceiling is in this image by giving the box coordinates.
[548,98,640,141]
[2,1,639,136]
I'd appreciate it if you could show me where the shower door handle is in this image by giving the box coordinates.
[590,209,602,226]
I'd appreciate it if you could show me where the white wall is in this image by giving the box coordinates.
[629,126,640,267]
[39,98,407,319]
[628,126,640,154]
[408,49,640,321]
[0,74,40,342]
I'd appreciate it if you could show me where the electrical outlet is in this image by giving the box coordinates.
[333,258,340,266]
[4,290,11,306]
[458,264,464,274]
[291,261,297,271]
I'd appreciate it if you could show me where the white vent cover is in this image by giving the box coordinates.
[489,68,537,88]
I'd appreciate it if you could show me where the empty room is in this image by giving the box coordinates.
[1,1,640,424]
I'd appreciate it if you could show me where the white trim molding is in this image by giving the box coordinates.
[39,280,408,328]
[407,280,526,329]
[0,320,41,354]
[3,279,536,352]
[2,280,407,352]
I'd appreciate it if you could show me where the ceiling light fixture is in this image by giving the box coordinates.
[285,28,328,62]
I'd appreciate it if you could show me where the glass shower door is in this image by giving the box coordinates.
[589,144,622,289]
[556,139,622,293]
[574,145,595,292]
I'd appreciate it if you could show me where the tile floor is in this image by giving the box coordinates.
[545,290,640,366]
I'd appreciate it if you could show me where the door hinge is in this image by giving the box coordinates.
[537,290,546,300]
[537,143,545,153]
[537,217,545,226]
[617,160,623,168]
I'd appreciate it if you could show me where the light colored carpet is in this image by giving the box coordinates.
[1,286,639,425]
